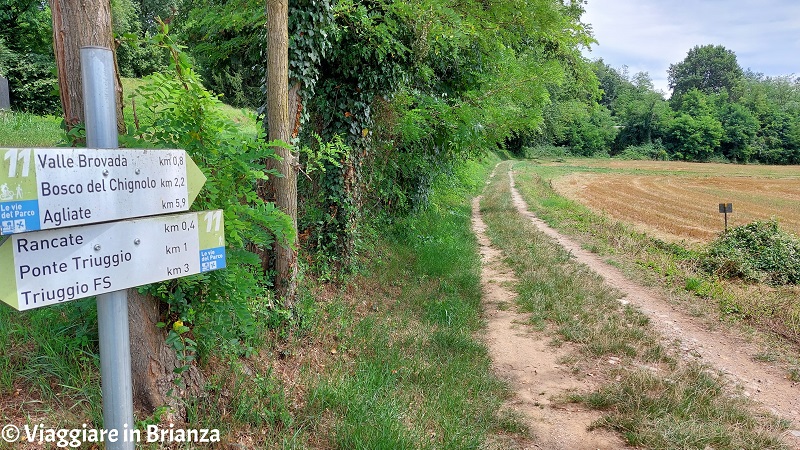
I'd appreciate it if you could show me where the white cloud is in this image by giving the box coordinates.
[582,0,800,94]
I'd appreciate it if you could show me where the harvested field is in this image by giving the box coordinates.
[548,160,800,244]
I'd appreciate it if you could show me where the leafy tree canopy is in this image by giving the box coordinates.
[0,0,52,55]
[668,44,743,103]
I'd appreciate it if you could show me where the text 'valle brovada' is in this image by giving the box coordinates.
[1,148,203,235]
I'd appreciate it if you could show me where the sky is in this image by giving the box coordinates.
[581,0,800,96]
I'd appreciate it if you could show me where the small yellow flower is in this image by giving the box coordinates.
[172,320,184,331]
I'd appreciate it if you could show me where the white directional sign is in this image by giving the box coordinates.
[0,210,226,311]
[0,148,206,235]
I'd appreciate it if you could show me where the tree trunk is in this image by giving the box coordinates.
[127,289,203,422]
[264,0,298,304]
[50,0,125,136]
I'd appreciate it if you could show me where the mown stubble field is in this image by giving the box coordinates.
[549,159,800,244]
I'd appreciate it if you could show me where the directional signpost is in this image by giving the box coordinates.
[0,148,206,235]
[0,47,229,449]
[0,210,226,311]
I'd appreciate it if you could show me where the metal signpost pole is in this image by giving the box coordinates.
[81,46,135,450]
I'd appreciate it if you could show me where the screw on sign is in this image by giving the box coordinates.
[718,203,733,231]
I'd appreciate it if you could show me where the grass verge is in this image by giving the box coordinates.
[479,161,787,449]
[0,298,103,441]
[277,156,526,448]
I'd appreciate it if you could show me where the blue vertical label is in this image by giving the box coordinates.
[0,199,39,234]
[199,247,226,272]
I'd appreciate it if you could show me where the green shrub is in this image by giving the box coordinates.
[122,30,295,360]
[701,219,800,285]
[116,35,169,78]
[0,45,60,115]
[522,144,569,159]
[615,142,669,161]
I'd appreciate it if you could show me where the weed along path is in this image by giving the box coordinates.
[472,169,627,449]
[502,165,800,446]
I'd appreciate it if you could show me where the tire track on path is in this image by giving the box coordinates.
[473,168,627,450]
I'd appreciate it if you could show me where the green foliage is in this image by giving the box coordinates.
[577,55,800,165]
[176,0,266,108]
[165,0,602,273]
[559,103,617,156]
[612,71,672,151]
[296,0,415,270]
[124,29,295,359]
[667,89,724,161]
[592,58,629,111]
[615,142,668,161]
[667,113,723,161]
[522,143,570,159]
[157,319,196,377]
[739,73,800,164]
[289,0,597,271]
[668,44,744,103]
[701,220,800,286]
[299,132,346,176]
[297,133,356,276]
[716,100,759,162]
[138,0,178,35]
[111,0,172,77]
[116,24,170,78]
[0,0,52,55]
[0,1,57,115]
[0,43,60,115]
[116,36,169,78]
[111,0,138,35]
[286,0,334,103]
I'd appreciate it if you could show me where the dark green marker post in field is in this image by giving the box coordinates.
[719,203,733,231]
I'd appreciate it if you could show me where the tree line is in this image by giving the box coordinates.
[534,44,800,164]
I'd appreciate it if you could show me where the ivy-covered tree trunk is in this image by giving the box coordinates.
[50,0,125,135]
[264,0,298,303]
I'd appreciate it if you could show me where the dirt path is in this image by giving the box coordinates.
[472,170,628,449]
[472,164,800,448]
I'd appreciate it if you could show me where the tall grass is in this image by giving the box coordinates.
[0,110,64,147]
[0,298,103,428]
